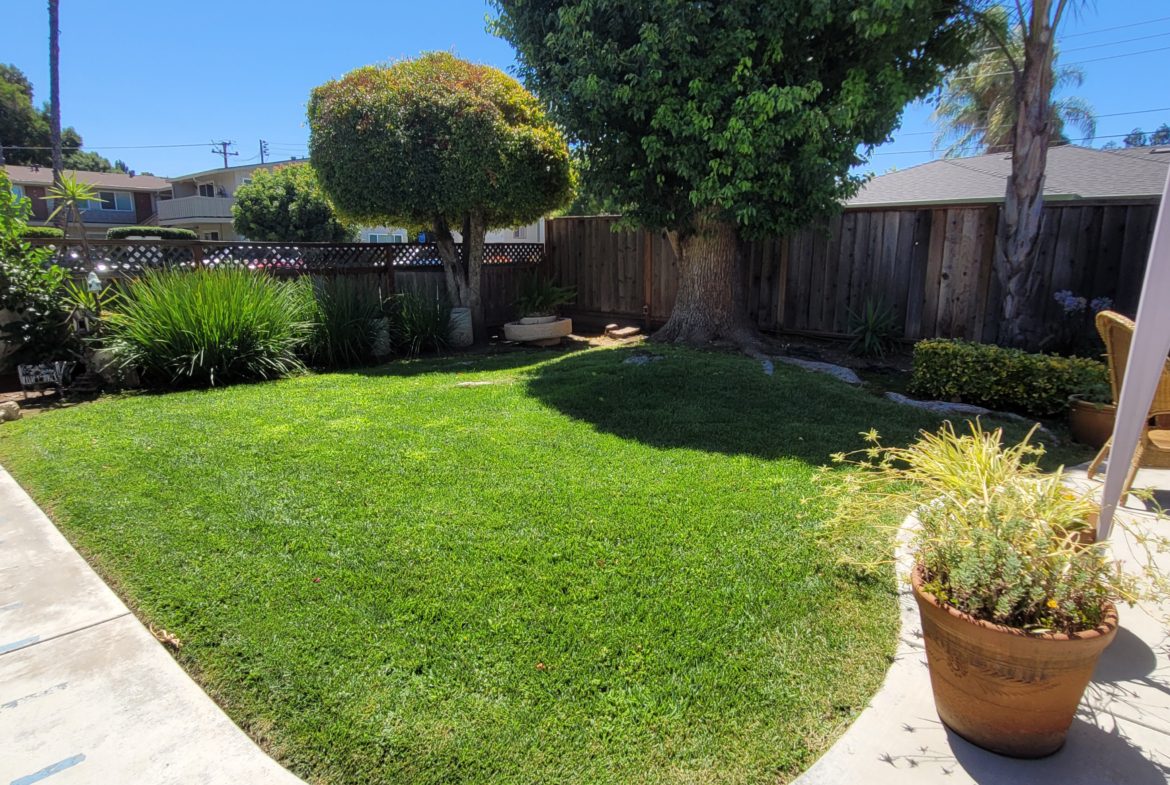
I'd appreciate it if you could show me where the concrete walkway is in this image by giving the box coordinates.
[795,463,1170,785]
[0,468,305,785]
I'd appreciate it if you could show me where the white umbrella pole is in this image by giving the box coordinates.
[1097,167,1170,540]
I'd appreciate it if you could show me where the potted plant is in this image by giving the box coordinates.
[1068,378,1115,449]
[824,422,1166,758]
[503,274,575,346]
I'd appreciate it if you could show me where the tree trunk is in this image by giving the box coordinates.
[652,209,760,351]
[999,0,1057,348]
[48,0,62,180]
[464,210,486,341]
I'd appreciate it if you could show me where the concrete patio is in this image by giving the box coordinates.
[0,467,305,785]
[796,462,1170,785]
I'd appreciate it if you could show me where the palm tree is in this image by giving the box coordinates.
[48,0,62,180]
[44,174,99,266]
[932,6,1095,157]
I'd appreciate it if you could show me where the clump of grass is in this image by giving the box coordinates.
[103,267,312,387]
[302,274,386,369]
[386,290,451,356]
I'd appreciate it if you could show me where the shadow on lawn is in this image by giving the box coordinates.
[524,345,935,462]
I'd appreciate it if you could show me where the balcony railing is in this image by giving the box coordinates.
[158,195,235,222]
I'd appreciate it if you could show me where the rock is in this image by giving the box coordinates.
[884,392,991,415]
[760,359,774,376]
[606,325,642,339]
[623,353,664,366]
[0,401,22,422]
[775,356,862,385]
[455,381,496,388]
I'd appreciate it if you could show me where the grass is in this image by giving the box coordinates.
[0,345,1091,785]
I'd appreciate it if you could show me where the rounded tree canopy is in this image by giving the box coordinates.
[307,52,573,230]
[493,1,976,238]
[232,165,356,242]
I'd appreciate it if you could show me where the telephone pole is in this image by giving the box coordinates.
[210,140,238,168]
[259,139,269,164]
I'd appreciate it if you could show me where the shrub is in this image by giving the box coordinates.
[824,422,1167,634]
[303,275,387,369]
[21,226,65,239]
[908,339,1107,417]
[387,291,451,357]
[232,165,356,242]
[104,268,312,387]
[106,226,198,240]
[514,273,575,319]
[0,172,75,369]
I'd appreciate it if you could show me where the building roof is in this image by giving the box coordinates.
[848,145,1170,208]
[3,165,172,193]
[167,159,304,183]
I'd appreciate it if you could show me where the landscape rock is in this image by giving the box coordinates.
[0,401,22,422]
[774,356,861,385]
[883,392,990,416]
[623,353,664,366]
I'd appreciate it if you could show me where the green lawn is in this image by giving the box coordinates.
[0,345,1087,785]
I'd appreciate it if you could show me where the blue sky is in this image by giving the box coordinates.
[3,1,1169,178]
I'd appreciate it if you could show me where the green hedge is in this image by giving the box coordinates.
[908,339,1107,418]
[106,226,198,240]
[21,226,65,239]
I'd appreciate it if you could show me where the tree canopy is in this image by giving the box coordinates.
[1,63,119,171]
[493,1,975,241]
[232,165,356,242]
[307,52,573,232]
[932,6,1095,156]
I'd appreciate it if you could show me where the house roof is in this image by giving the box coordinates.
[848,145,1170,208]
[167,159,304,183]
[3,165,172,193]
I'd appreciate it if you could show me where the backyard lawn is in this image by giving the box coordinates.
[0,345,1085,785]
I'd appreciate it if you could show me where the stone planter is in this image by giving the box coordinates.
[449,307,473,348]
[503,316,572,347]
[911,564,1117,758]
[1068,396,1116,449]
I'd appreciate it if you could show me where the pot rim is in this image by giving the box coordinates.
[1067,394,1116,409]
[911,563,1118,642]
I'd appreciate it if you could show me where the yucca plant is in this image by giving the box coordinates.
[387,291,451,357]
[514,273,575,319]
[846,297,899,359]
[103,268,312,387]
[303,274,386,369]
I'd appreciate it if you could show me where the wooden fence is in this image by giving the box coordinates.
[546,201,1157,346]
[28,239,544,327]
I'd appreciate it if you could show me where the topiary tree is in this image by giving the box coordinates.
[308,52,574,338]
[232,164,356,242]
[493,1,975,351]
[107,226,198,240]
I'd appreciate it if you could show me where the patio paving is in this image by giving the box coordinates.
[0,467,305,785]
[795,462,1170,785]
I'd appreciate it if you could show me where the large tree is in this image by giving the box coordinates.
[494,1,975,350]
[308,52,573,339]
[932,6,1094,156]
[232,165,356,242]
[0,63,118,171]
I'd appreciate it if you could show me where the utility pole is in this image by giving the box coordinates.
[210,140,238,168]
[259,139,269,164]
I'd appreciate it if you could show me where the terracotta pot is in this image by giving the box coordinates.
[1068,396,1116,449]
[911,565,1117,758]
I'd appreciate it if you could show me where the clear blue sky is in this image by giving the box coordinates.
[3,1,1169,178]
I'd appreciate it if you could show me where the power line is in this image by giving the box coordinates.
[868,129,1170,157]
[894,106,1170,138]
[1061,30,1170,54]
[947,44,1170,81]
[1062,15,1170,39]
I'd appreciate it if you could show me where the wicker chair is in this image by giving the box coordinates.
[1085,311,1170,499]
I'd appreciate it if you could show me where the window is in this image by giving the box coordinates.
[198,183,216,198]
[11,184,25,199]
[369,232,405,244]
[84,191,133,211]
[202,231,220,241]
[512,226,528,240]
[240,177,253,186]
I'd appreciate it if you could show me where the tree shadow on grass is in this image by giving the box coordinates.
[523,345,941,463]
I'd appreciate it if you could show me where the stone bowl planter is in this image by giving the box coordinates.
[503,316,572,347]
[911,564,1117,758]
